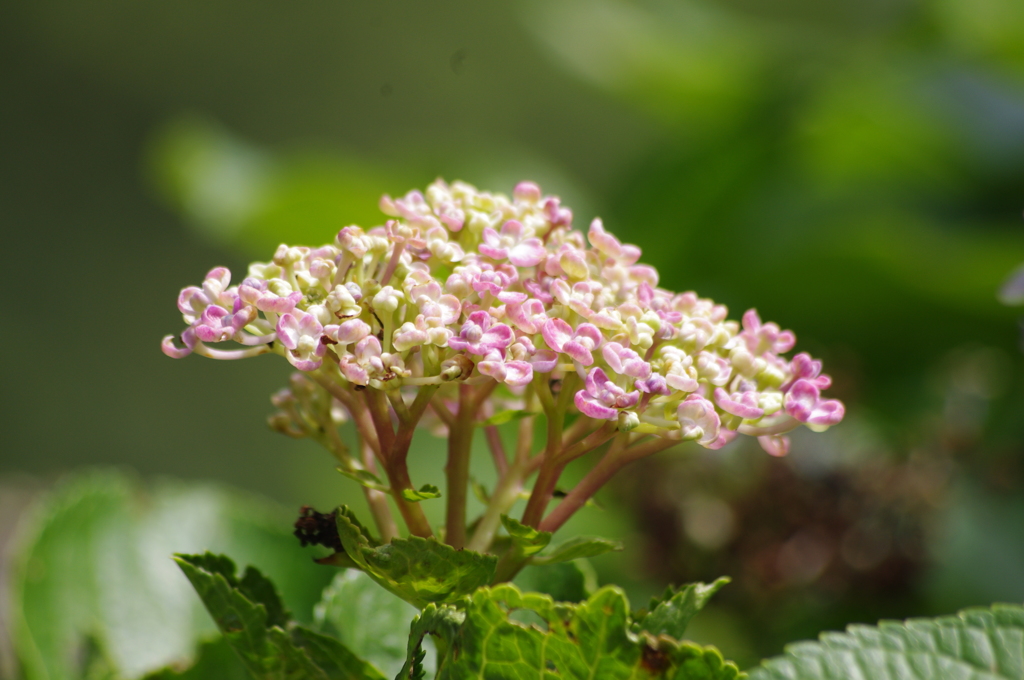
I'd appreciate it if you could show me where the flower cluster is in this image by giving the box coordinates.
[163,179,843,458]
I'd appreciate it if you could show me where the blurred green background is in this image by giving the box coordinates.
[4,0,1024,674]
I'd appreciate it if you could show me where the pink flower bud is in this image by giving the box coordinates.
[542,318,603,366]
[784,379,845,427]
[328,318,371,345]
[164,178,845,458]
[714,387,766,420]
[758,435,790,457]
[602,342,652,379]
[448,311,514,355]
[392,321,428,351]
[513,181,541,202]
[276,312,326,371]
[478,350,534,387]
[741,309,796,355]
[479,220,547,268]
[161,332,195,359]
[677,395,721,447]
[574,368,640,420]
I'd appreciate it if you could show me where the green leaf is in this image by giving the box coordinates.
[500,515,552,557]
[491,516,554,583]
[142,638,249,680]
[335,506,497,609]
[532,535,624,565]
[180,552,292,628]
[479,409,533,426]
[749,603,1024,680]
[400,583,744,679]
[337,505,380,547]
[637,578,730,640]
[401,484,442,503]
[10,470,335,680]
[399,604,466,680]
[337,467,390,492]
[174,552,386,680]
[513,559,598,603]
[291,627,390,680]
[314,570,429,680]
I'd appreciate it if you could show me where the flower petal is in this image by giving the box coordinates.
[714,388,765,420]
[677,395,721,447]
[758,434,790,457]
[509,239,547,267]
[542,318,573,352]
[574,390,618,420]
[503,361,534,387]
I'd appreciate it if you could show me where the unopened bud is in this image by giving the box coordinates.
[618,410,640,432]
[559,250,589,279]
[372,286,403,313]
[288,373,316,397]
[268,412,305,438]
[270,388,295,409]
[440,354,475,381]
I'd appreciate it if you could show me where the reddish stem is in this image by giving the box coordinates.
[484,426,509,476]
[539,436,679,533]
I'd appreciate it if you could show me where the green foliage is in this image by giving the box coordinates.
[398,583,744,679]
[35,474,1023,680]
[337,505,379,546]
[143,638,250,680]
[501,515,552,557]
[175,553,386,680]
[531,535,624,566]
[334,506,498,609]
[749,603,1024,680]
[638,578,731,641]
[491,516,554,583]
[514,560,598,604]
[336,468,390,493]
[314,571,425,679]
[400,485,442,503]
[401,604,467,680]
[10,471,333,680]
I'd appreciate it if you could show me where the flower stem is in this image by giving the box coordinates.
[388,385,439,470]
[364,387,396,454]
[361,440,398,542]
[385,462,434,538]
[520,415,600,476]
[445,383,493,548]
[431,399,455,427]
[308,370,424,537]
[310,372,382,461]
[465,456,528,553]
[520,373,578,528]
[379,241,405,287]
[515,388,536,465]
[558,421,618,465]
[384,385,439,538]
[386,388,412,424]
[484,425,508,476]
[520,459,563,529]
[538,436,678,533]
